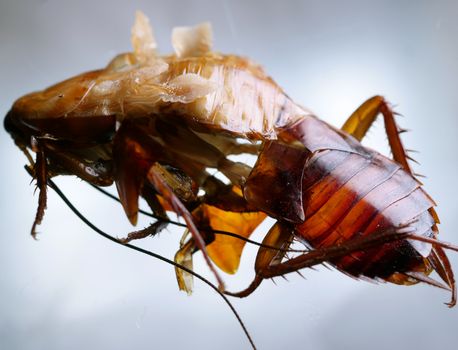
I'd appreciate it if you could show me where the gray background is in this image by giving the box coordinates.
[1,0,458,349]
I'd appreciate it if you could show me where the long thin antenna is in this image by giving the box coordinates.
[48,179,257,350]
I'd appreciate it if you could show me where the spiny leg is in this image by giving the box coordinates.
[430,247,452,288]
[225,223,455,298]
[118,221,169,244]
[30,147,48,239]
[341,95,413,173]
[432,245,456,307]
[402,240,457,306]
[118,186,171,244]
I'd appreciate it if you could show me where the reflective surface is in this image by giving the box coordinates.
[1,1,458,349]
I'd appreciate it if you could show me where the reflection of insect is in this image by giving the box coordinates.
[5,11,458,349]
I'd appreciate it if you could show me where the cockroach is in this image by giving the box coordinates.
[5,11,458,349]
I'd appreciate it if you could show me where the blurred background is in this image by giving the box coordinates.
[1,0,458,349]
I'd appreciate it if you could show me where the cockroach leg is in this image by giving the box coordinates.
[432,245,456,306]
[43,142,113,186]
[225,222,294,297]
[341,95,413,174]
[30,147,48,239]
[226,224,415,298]
[117,184,172,244]
[430,247,452,288]
[118,220,168,244]
[147,163,226,291]
[141,184,170,220]
[401,271,451,291]
[402,233,457,305]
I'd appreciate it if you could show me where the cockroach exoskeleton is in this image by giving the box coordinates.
[5,11,458,349]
